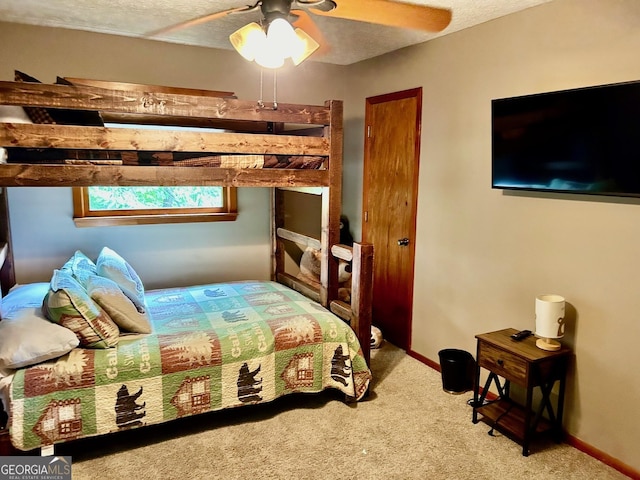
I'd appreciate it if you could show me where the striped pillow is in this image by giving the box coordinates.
[14,70,56,124]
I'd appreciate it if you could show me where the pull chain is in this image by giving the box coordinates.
[273,69,278,110]
[258,68,278,110]
[258,68,264,109]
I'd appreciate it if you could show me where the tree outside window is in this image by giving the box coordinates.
[73,186,237,227]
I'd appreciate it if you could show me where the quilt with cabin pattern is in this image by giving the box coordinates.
[9,281,371,451]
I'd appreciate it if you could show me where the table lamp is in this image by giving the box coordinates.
[535,294,566,351]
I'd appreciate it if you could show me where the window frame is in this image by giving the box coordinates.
[72,186,238,227]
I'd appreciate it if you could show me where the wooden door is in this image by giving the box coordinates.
[362,88,422,350]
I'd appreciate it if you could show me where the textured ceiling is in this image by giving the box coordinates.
[0,0,551,65]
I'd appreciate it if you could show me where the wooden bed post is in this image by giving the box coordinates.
[0,187,15,295]
[351,242,374,365]
[271,188,285,282]
[320,100,343,307]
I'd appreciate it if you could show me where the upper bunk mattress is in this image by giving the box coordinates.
[2,149,327,169]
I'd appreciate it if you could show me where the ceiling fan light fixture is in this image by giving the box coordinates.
[229,14,318,68]
[291,27,320,66]
[229,22,266,61]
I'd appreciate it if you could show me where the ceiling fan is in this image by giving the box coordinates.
[149,0,452,68]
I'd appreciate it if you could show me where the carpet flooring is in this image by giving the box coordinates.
[59,342,628,479]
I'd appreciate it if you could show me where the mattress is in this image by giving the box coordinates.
[3,149,327,169]
[8,280,371,450]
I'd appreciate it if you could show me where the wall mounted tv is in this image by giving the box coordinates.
[492,80,640,197]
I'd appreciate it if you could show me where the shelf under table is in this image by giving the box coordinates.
[475,399,553,441]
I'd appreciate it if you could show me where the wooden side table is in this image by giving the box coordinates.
[472,328,571,456]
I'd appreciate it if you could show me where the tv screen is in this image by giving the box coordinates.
[491,80,640,197]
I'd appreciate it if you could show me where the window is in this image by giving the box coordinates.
[73,186,237,227]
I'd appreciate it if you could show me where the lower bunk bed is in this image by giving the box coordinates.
[0,248,372,453]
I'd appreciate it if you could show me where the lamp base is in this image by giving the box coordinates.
[536,337,561,351]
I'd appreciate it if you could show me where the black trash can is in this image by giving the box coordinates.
[438,349,475,394]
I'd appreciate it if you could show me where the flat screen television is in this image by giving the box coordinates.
[491,80,640,197]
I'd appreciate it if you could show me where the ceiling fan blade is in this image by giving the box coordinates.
[291,9,330,56]
[310,0,452,33]
[147,5,256,37]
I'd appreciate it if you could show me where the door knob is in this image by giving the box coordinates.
[397,238,410,246]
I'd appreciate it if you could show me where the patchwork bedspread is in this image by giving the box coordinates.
[9,281,371,451]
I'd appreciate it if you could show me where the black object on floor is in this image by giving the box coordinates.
[438,349,476,394]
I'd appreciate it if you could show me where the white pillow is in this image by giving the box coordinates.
[3,282,50,310]
[0,283,79,369]
[0,106,32,165]
[0,105,32,124]
[96,247,146,313]
[61,250,97,288]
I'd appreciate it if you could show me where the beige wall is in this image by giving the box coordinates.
[344,0,640,471]
[0,22,346,288]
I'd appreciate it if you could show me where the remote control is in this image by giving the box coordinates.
[511,329,532,341]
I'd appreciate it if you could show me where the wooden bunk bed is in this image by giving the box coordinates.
[0,78,373,453]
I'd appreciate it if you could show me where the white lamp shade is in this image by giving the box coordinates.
[266,18,297,56]
[291,28,320,66]
[255,49,285,69]
[229,22,267,61]
[535,294,566,339]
